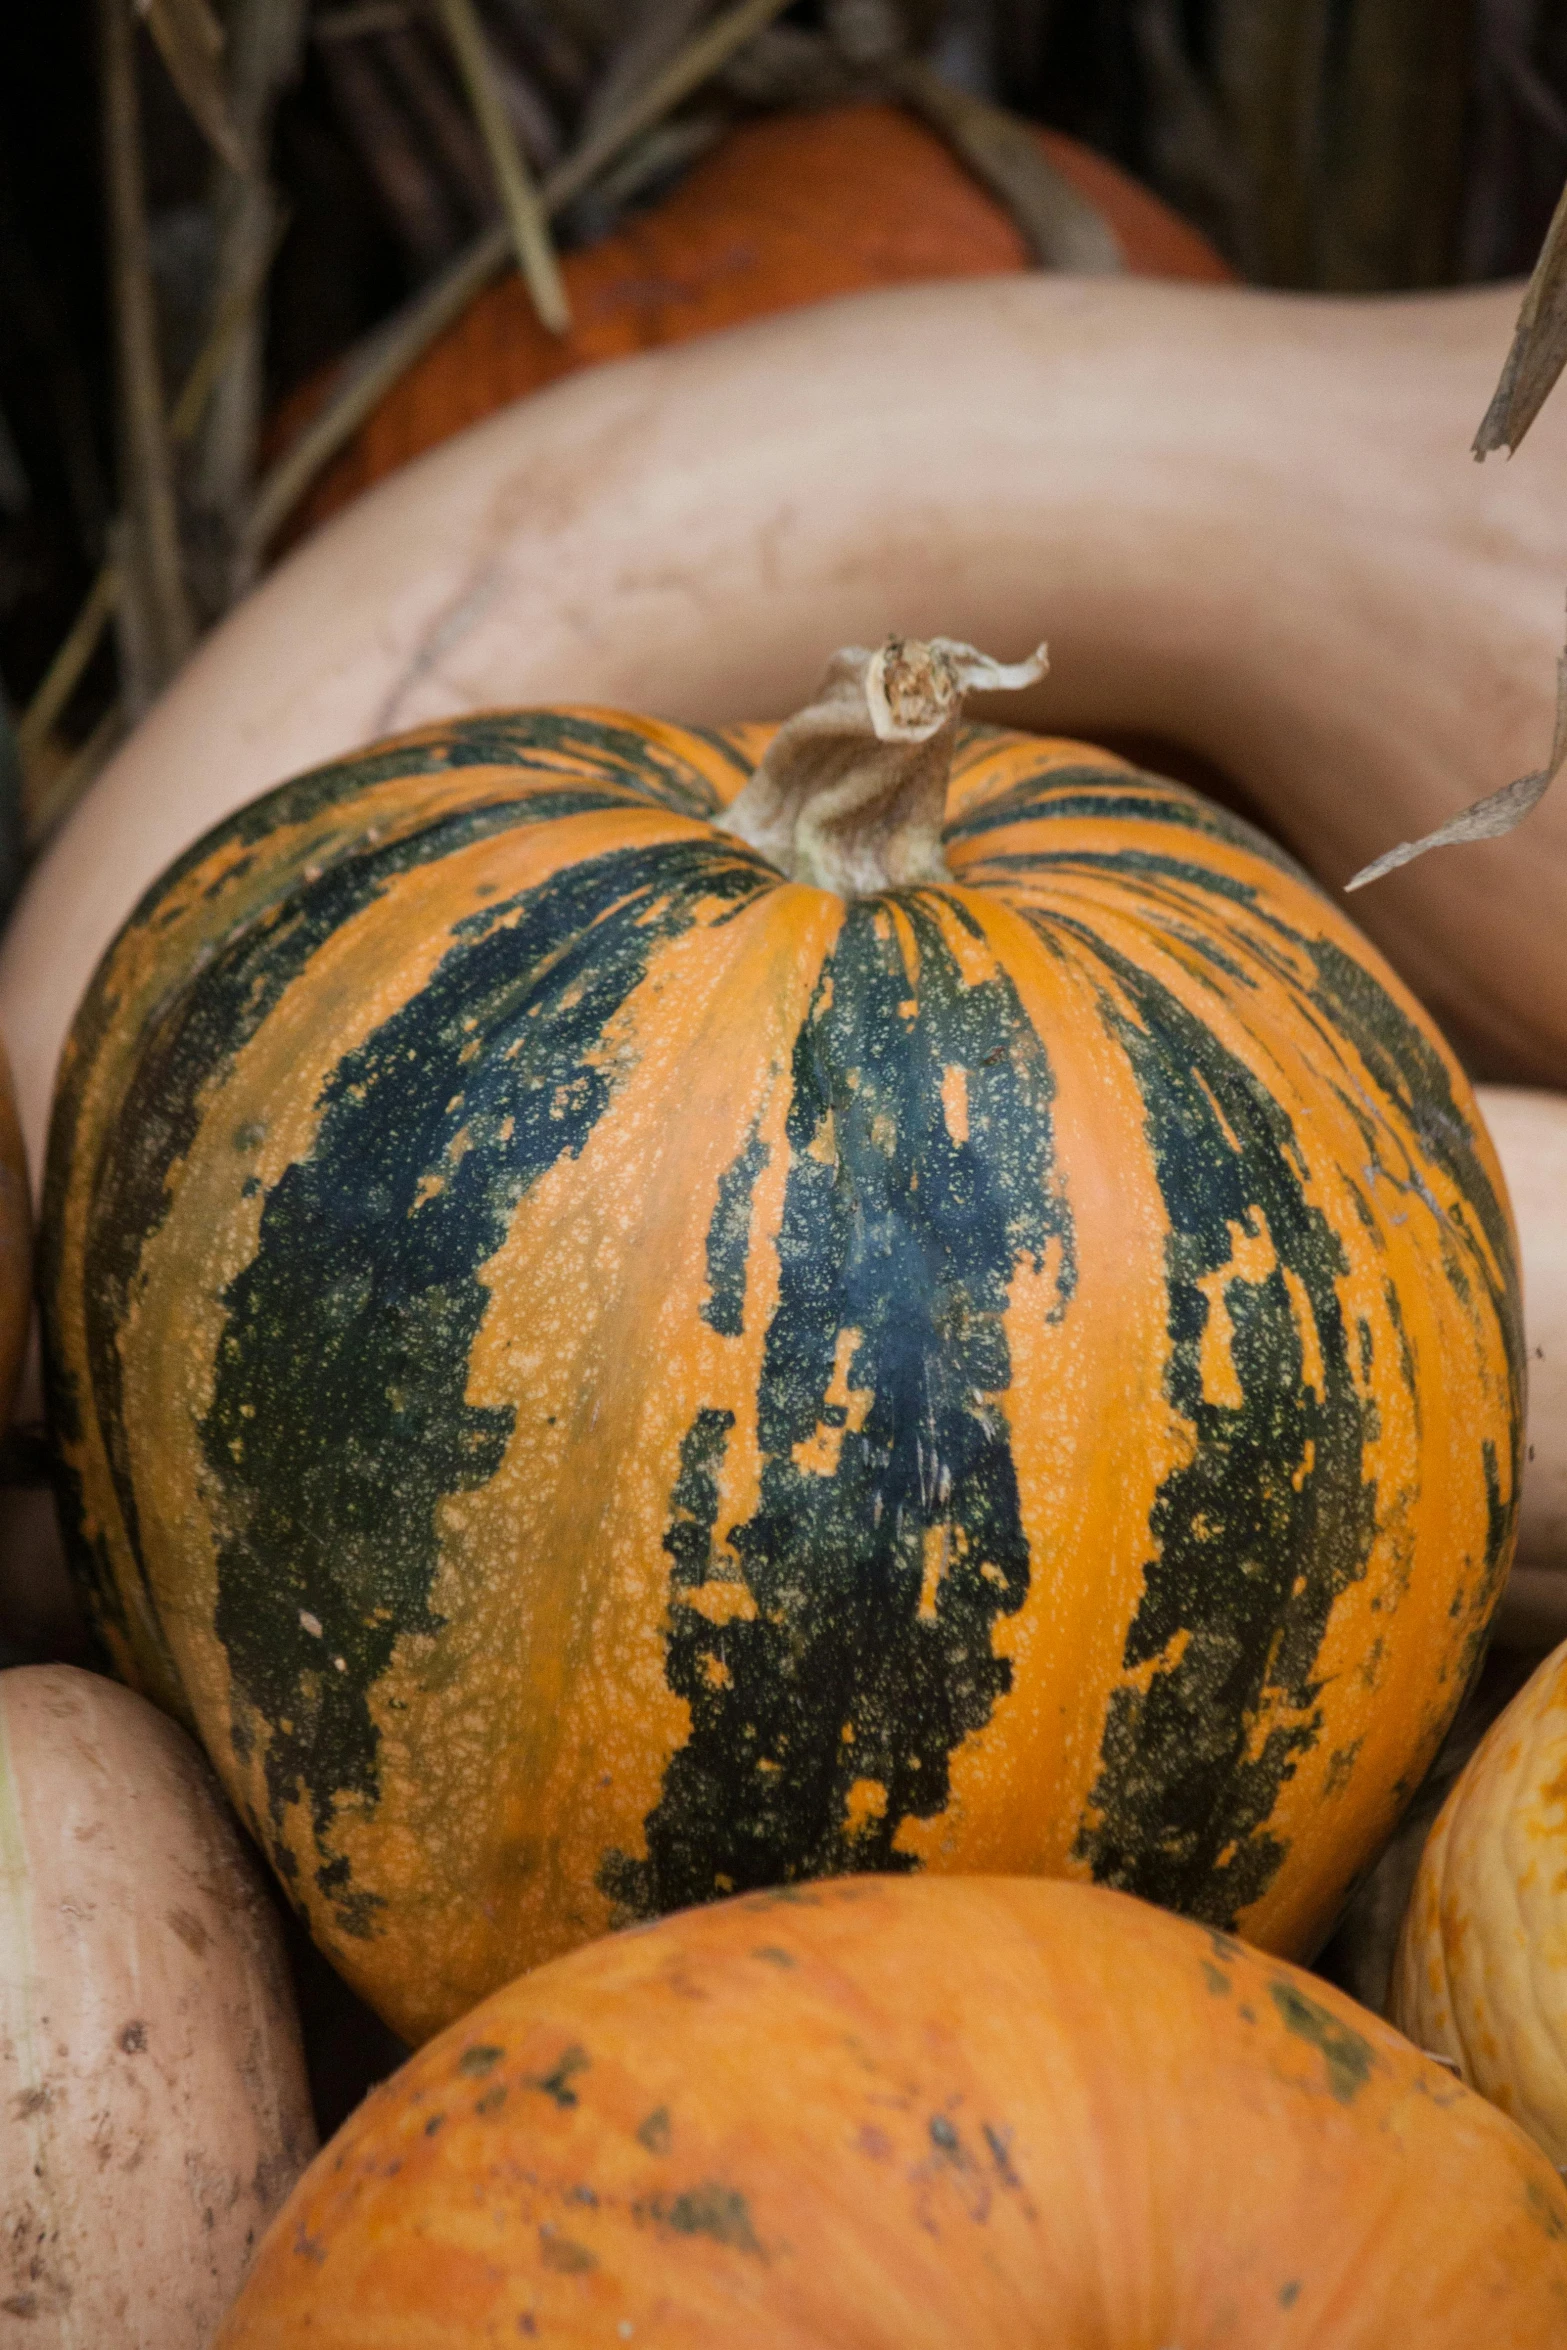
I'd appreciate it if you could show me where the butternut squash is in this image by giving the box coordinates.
[3,271,1564,1217]
[269,101,1231,543]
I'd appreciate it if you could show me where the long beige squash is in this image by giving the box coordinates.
[4,273,1567,1198]
[0,1665,316,2346]
[1392,1638,1567,2165]
[1482,1086,1567,1578]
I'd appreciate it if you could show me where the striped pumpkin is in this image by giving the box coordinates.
[43,681,1521,2043]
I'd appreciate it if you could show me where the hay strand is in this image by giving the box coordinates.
[436,0,571,334]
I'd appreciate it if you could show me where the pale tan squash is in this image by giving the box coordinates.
[1482,1086,1567,1570]
[1392,1637,1567,2167]
[3,272,1566,1216]
[0,1664,316,2345]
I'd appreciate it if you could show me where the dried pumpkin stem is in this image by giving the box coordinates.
[718,635,1046,897]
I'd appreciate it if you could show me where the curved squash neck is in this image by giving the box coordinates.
[717,635,1046,896]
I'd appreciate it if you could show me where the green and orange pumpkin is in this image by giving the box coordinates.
[43,642,1521,2042]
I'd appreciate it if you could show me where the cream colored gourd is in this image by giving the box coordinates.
[1480,1085,1567,1649]
[1392,1638,1567,2166]
[3,272,1567,1217]
[0,1665,316,2345]
[1485,1088,1567,1564]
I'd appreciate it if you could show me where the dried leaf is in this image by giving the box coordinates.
[137,0,250,174]
[1475,169,1567,455]
[1348,633,1567,890]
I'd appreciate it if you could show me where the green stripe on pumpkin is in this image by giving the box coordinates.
[601,889,1073,1917]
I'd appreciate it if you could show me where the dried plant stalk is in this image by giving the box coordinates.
[436,0,571,334]
[100,0,196,703]
[171,204,287,448]
[23,702,126,851]
[192,0,308,609]
[543,0,794,212]
[0,696,23,916]
[15,562,120,771]
[577,0,713,146]
[1315,0,1469,292]
[377,23,495,210]
[1476,171,1567,456]
[138,0,250,171]
[319,32,461,269]
[1133,0,1249,266]
[1211,0,1330,287]
[22,216,288,780]
[245,0,796,556]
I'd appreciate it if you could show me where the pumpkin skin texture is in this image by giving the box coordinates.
[272,102,1232,543]
[0,1664,316,2346]
[43,713,1521,2044]
[214,1875,1567,2349]
[1392,1638,1567,2165]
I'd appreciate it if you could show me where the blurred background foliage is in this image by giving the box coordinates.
[3,0,1566,837]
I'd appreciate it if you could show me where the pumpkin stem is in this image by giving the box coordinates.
[717,635,1047,896]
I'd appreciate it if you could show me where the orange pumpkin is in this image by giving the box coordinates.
[215,1874,1567,2347]
[43,643,1520,2044]
[271,101,1232,540]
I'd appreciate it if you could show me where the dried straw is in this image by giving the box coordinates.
[101,0,196,703]
[436,0,571,334]
[243,0,797,557]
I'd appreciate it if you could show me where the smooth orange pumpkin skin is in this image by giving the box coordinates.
[272,102,1233,540]
[215,1874,1567,2348]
